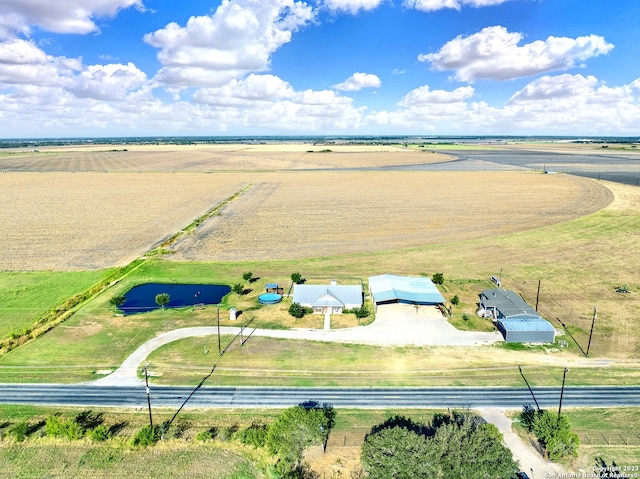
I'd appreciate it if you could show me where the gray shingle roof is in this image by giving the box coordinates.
[480,288,539,318]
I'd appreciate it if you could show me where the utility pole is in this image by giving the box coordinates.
[144,364,153,428]
[558,366,569,420]
[217,303,221,356]
[586,306,597,356]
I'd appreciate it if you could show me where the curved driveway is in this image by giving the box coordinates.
[92,304,501,386]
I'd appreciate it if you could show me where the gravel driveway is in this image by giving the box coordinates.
[91,303,502,386]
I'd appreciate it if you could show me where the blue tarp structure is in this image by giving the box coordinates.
[368,274,445,305]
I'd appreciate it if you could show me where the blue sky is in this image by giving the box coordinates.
[1,0,639,137]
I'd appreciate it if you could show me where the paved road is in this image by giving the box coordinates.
[0,384,638,409]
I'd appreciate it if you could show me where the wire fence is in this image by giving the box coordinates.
[576,430,640,446]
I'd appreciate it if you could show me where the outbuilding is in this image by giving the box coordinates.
[478,288,555,343]
[368,274,445,308]
[497,316,556,343]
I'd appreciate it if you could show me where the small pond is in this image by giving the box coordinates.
[119,283,231,315]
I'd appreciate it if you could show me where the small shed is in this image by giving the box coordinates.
[265,283,283,294]
[498,316,556,343]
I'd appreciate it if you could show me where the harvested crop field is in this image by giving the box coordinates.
[168,170,613,262]
[0,172,250,270]
[0,144,613,270]
[0,143,452,172]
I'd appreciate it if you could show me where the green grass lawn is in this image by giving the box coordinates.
[0,270,106,339]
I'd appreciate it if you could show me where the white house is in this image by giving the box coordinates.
[292,283,363,314]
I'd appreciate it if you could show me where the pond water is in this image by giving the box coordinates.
[120,283,231,315]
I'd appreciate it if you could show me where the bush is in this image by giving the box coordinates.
[45,415,84,440]
[232,283,244,294]
[432,273,444,285]
[235,423,268,448]
[288,302,306,319]
[195,427,218,442]
[345,305,370,319]
[131,425,161,447]
[89,424,111,442]
[450,295,460,306]
[10,421,28,442]
[242,272,253,281]
[518,407,580,460]
[218,424,239,442]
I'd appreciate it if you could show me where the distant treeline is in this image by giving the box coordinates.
[1,135,639,148]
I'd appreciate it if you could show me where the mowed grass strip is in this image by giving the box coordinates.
[0,270,106,339]
[141,336,640,387]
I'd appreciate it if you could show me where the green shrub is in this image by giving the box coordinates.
[235,423,268,448]
[218,424,238,442]
[288,302,306,319]
[450,295,460,306]
[10,421,28,442]
[45,415,84,440]
[89,424,111,442]
[195,427,218,442]
[131,425,160,447]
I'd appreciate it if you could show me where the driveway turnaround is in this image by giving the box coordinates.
[92,303,502,386]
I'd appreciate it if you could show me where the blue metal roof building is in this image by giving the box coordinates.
[368,274,445,306]
[498,316,556,343]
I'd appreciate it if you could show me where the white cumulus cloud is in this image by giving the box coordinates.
[145,0,315,87]
[419,26,614,82]
[0,38,82,85]
[399,84,474,105]
[0,0,145,36]
[334,72,381,91]
[322,0,385,14]
[68,62,149,101]
[404,0,509,12]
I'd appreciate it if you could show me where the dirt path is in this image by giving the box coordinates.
[480,408,566,478]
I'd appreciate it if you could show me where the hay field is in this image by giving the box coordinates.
[0,143,452,172]
[0,172,250,270]
[168,171,612,262]
[0,144,611,270]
